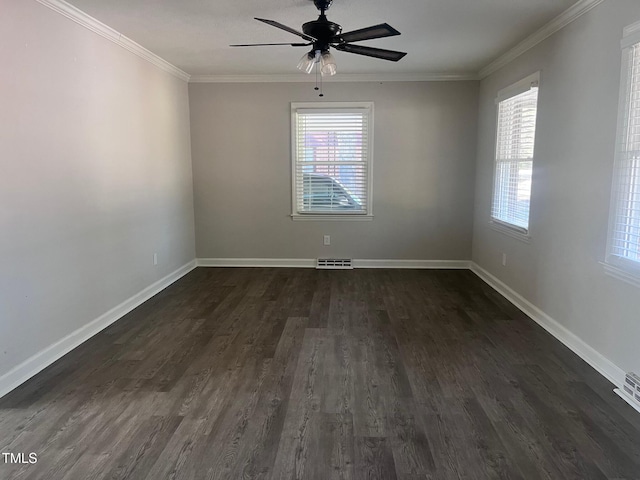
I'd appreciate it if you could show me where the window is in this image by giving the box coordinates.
[491,72,540,236]
[605,26,640,285]
[291,102,373,220]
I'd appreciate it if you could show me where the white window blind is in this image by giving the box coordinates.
[292,104,372,216]
[491,80,540,233]
[609,43,640,265]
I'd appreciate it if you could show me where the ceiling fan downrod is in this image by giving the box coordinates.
[313,0,333,15]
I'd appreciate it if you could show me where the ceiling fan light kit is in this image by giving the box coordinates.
[297,50,319,74]
[320,51,337,76]
[296,49,336,76]
[231,0,406,90]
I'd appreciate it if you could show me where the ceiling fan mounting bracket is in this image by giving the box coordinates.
[313,0,333,14]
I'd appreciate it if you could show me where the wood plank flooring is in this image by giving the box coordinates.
[1,267,640,479]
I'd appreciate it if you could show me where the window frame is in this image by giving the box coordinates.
[290,102,374,221]
[489,71,541,241]
[603,21,640,288]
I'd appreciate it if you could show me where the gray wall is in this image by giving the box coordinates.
[0,0,195,378]
[472,0,640,375]
[189,81,479,260]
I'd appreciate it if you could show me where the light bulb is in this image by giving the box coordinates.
[320,51,337,76]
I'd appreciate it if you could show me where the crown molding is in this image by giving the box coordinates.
[479,0,604,79]
[622,19,640,48]
[34,0,190,82]
[623,19,640,38]
[34,0,605,86]
[189,72,478,84]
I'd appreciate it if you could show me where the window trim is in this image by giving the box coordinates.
[604,21,640,287]
[290,102,374,221]
[489,71,541,239]
[489,219,532,243]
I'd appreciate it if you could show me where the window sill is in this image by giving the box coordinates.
[489,220,531,243]
[601,261,640,289]
[291,214,374,222]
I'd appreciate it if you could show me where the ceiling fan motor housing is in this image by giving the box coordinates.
[303,17,342,50]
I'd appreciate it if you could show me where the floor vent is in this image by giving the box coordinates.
[615,372,640,415]
[316,258,353,270]
[623,372,640,404]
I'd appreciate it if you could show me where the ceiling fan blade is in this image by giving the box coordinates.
[254,18,316,42]
[334,23,401,43]
[230,42,311,47]
[334,44,407,62]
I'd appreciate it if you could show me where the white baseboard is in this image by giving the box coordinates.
[614,389,640,414]
[197,258,472,269]
[0,260,197,399]
[470,262,625,389]
[353,259,471,269]
[2,258,628,410]
[197,258,316,268]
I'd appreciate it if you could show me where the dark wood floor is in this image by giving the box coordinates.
[1,268,640,480]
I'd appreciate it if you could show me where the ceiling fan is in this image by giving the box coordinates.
[230,0,407,77]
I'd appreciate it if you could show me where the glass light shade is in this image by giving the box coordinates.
[297,52,316,74]
[320,51,337,76]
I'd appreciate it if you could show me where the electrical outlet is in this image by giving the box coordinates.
[153,253,158,266]
[323,235,331,246]
[502,253,507,266]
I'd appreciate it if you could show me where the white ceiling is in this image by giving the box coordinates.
[64,0,579,76]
